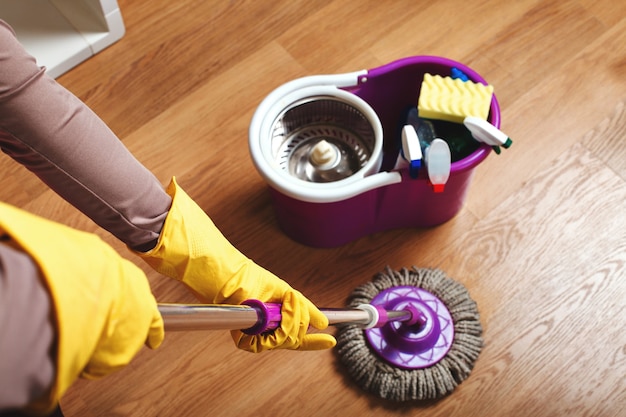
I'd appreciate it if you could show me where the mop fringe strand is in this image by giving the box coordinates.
[336,266,483,402]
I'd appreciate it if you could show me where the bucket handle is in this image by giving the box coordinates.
[249,70,367,146]
[271,170,402,203]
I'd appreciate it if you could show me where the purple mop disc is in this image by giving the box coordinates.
[364,285,454,369]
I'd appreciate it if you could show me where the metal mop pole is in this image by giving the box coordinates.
[158,301,415,333]
[158,304,261,331]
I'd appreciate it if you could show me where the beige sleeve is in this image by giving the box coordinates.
[0,20,171,251]
[0,242,54,411]
[0,19,171,413]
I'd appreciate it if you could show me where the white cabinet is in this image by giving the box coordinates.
[0,0,125,78]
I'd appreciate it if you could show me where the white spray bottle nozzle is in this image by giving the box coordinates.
[401,125,422,178]
[463,116,512,154]
[425,138,451,193]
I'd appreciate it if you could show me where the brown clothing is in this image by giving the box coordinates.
[0,20,171,412]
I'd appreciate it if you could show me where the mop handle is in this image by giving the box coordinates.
[158,300,416,335]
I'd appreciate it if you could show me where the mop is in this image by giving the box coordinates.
[159,266,483,402]
[335,266,483,402]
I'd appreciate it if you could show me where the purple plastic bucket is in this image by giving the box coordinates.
[251,56,500,247]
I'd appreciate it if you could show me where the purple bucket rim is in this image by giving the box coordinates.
[367,55,501,173]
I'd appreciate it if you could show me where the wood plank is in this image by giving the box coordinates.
[56,0,329,139]
[584,99,626,180]
[578,0,626,26]
[466,17,626,219]
[440,141,626,417]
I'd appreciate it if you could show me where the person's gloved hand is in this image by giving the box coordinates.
[136,177,336,353]
[0,202,164,415]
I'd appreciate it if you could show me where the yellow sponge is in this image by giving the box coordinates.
[418,73,494,123]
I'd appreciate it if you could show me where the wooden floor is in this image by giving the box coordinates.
[3,0,626,416]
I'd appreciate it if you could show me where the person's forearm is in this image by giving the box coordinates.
[0,20,171,250]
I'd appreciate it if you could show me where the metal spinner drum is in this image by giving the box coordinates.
[272,97,377,183]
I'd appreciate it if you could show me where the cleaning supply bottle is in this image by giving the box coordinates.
[425,138,451,193]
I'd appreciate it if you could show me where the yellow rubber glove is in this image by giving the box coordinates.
[136,177,336,352]
[0,202,163,415]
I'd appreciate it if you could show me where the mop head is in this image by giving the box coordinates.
[336,266,483,402]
